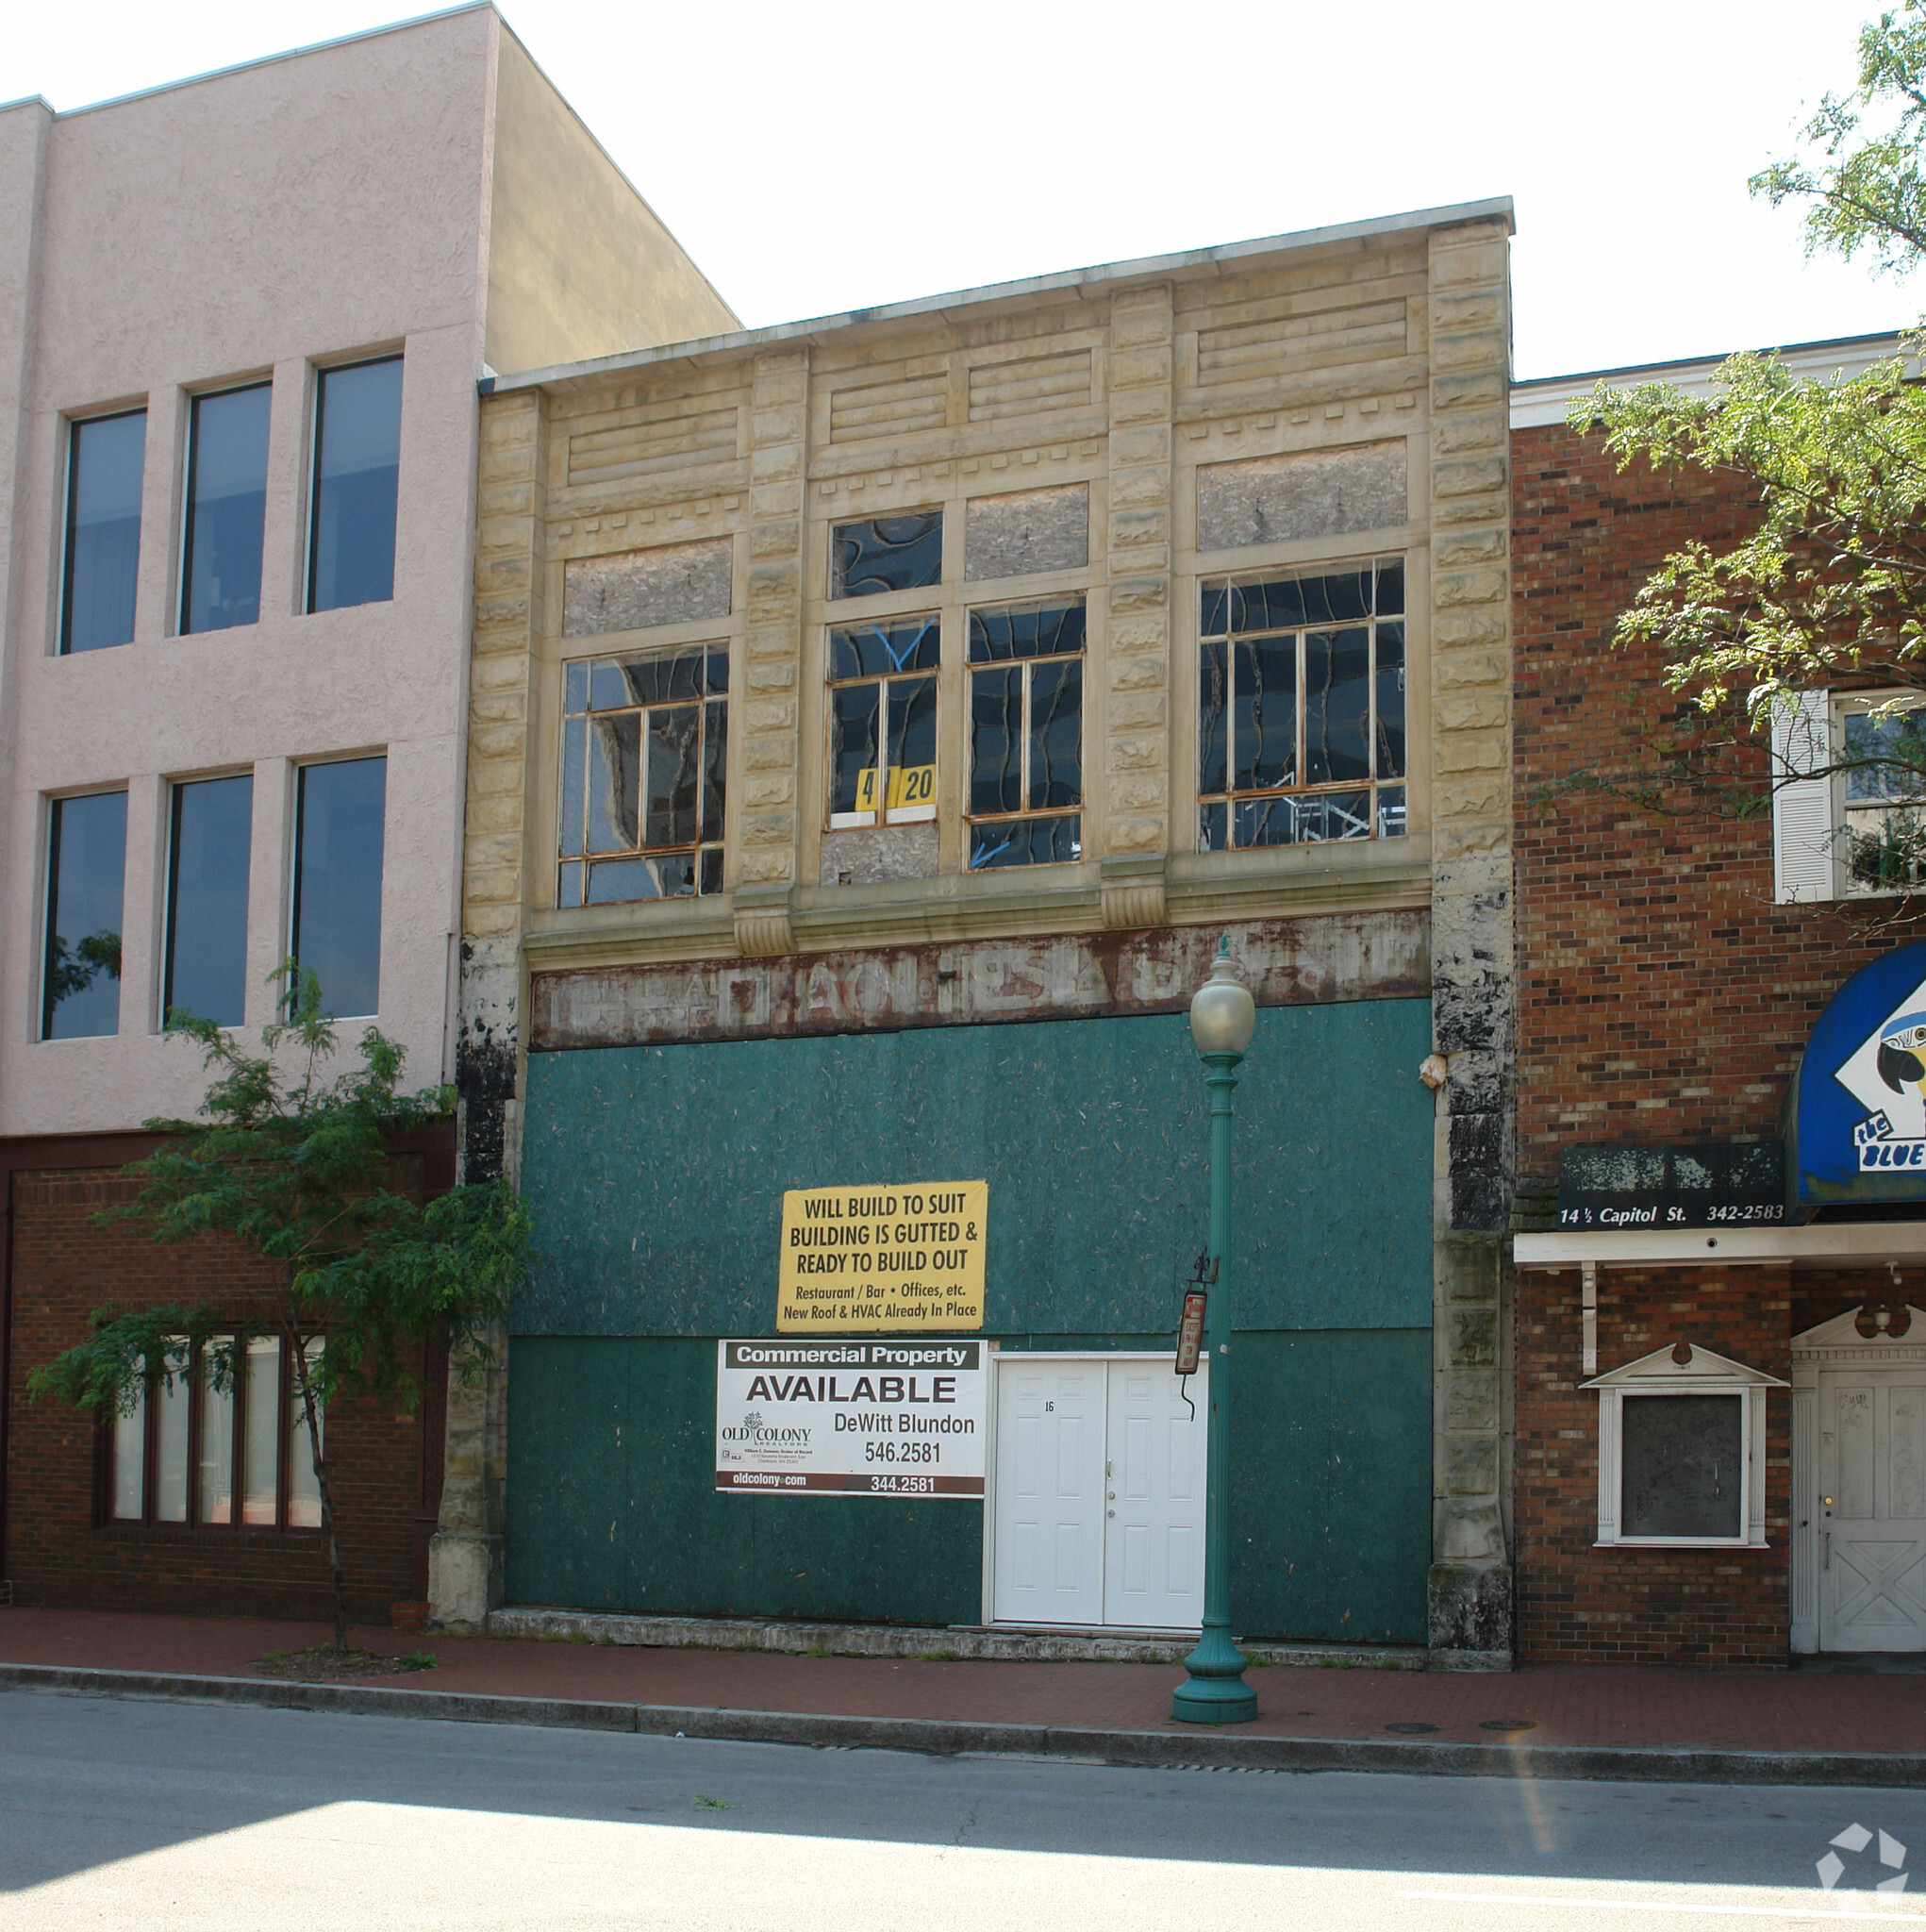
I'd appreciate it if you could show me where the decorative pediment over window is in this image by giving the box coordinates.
[1583,1344,1785,1549]
[1791,1305,1926,1364]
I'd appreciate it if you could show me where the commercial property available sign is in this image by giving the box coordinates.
[714,1340,988,1497]
[776,1181,988,1332]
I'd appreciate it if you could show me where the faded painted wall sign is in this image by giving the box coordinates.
[531,910,1427,1052]
[715,1339,987,1496]
[777,1181,988,1333]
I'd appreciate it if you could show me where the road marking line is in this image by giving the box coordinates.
[1397,1890,1924,1922]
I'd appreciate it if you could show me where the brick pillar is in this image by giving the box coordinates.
[1101,283,1173,929]
[1424,216,1517,1666]
[734,347,809,957]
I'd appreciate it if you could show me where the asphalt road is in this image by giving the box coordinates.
[2,1690,1925,1930]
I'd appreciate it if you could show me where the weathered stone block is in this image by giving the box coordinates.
[1106,814,1167,853]
[562,537,733,637]
[1198,441,1406,551]
[1433,461,1507,504]
[965,484,1089,579]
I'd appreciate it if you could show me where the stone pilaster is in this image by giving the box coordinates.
[1101,284,1173,925]
[735,348,808,956]
[431,388,542,1629]
[1424,217,1516,1667]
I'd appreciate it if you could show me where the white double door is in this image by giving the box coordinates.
[1818,1369,1926,1652]
[989,1355,1207,1631]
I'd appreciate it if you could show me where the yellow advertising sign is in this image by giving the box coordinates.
[778,1181,988,1332]
[851,766,937,816]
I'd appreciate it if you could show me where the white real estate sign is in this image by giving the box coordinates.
[714,1339,988,1497]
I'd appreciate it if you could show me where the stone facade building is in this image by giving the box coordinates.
[0,8,735,1619]
[445,201,1519,1663]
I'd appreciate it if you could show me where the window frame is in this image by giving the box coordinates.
[289,753,388,1022]
[103,1332,321,1536]
[823,613,941,831]
[306,354,404,616]
[178,379,274,638]
[1195,557,1407,855]
[58,406,147,657]
[556,641,730,908]
[963,592,1086,871]
[40,787,128,1043]
[1584,1343,1784,1550]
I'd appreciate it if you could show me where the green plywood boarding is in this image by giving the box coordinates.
[515,1001,1434,1339]
[505,1329,1431,1642]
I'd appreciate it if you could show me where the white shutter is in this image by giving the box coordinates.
[1771,690,1835,904]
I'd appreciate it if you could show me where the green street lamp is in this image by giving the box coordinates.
[1172,939,1259,1726]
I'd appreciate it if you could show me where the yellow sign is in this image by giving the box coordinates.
[850,766,937,817]
[778,1181,988,1332]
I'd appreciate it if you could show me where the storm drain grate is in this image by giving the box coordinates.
[1384,1722,1439,1735]
[1480,1719,1536,1733]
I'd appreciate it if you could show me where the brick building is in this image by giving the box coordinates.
[1509,337,1926,1667]
[0,10,735,1619]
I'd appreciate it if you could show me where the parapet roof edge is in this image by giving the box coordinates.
[490,195,1517,394]
[1510,328,1917,425]
[41,2,491,121]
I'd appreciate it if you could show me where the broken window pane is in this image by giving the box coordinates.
[1199,559,1404,851]
[967,597,1086,664]
[1621,1394,1743,1540]
[589,713,641,852]
[826,619,938,826]
[831,513,942,598]
[970,814,1081,870]
[829,617,938,680]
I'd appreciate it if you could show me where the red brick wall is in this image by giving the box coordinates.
[3,1162,443,1623]
[1517,1263,1790,1667]
[1510,420,1910,1664]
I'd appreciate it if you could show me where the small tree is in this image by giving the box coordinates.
[1562,4,1926,900]
[28,967,532,1653]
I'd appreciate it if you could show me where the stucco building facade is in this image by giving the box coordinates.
[445,202,1519,1663]
[0,8,736,1618]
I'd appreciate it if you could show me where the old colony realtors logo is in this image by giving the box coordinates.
[1818,1822,1908,1894]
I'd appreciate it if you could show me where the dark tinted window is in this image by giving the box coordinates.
[182,385,271,634]
[42,791,126,1040]
[1621,1394,1743,1539]
[62,411,145,654]
[831,513,942,598]
[292,758,385,1017]
[165,774,253,1026]
[308,358,402,613]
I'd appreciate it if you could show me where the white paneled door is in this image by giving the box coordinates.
[990,1357,1207,1631]
[1819,1370,1926,1652]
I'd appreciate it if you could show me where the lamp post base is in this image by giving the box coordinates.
[1171,1625,1257,1724]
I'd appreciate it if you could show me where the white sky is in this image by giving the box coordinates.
[6,0,1922,378]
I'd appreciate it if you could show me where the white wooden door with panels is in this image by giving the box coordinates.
[989,1355,1206,1630]
[1791,1308,1926,1655]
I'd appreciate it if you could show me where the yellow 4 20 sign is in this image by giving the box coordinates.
[778,1181,987,1332]
[851,765,936,815]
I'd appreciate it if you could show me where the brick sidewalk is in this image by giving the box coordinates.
[1,1607,1922,1756]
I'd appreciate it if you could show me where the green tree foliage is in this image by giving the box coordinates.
[28,967,532,1652]
[1569,5,1926,892]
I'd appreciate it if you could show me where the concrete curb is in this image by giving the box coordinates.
[2,1662,1921,1788]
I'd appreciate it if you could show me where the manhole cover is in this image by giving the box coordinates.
[1385,1721,1438,1735]
[1480,1719,1536,1733]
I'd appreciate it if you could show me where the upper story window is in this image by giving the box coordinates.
[966,596,1084,869]
[61,409,145,654]
[1198,559,1405,853]
[1841,696,1926,893]
[1772,690,1926,901]
[292,757,386,1019]
[181,384,272,635]
[826,618,938,827]
[42,790,126,1041]
[558,644,728,906]
[308,358,402,613]
[165,774,253,1028]
[831,512,942,599]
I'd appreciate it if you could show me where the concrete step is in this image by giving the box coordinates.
[483,1607,1428,1670]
